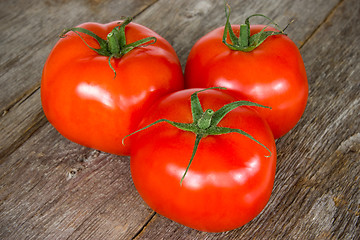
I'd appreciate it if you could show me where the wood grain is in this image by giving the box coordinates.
[0,124,153,239]
[0,0,359,239]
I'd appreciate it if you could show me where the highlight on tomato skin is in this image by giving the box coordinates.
[41,19,184,155]
[128,88,277,232]
[184,9,308,139]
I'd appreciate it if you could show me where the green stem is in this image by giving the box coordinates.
[107,32,120,56]
[197,109,214,129]
[239,24,249,47]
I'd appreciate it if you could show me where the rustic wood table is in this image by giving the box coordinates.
[1,0,359,239]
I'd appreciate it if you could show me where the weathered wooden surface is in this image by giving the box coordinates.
[0,0,359,239]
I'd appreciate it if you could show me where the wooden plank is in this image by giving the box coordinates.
[0,90,46,160]
[0,0,156,115]
[133,0,360,238]
[0,124,153,239]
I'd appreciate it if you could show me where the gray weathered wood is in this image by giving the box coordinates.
[0,124,153,239]
[0,90,46,160]
[1,0,359,239]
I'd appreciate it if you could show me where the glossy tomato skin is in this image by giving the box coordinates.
[41,21,184,155]
[130,89,277,232]
[185,25,308,139]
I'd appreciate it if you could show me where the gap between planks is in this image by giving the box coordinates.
[298,0,345,49]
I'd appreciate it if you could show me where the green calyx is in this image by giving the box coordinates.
[122,87,272,185]
[60,17,157,78]
[223,3,287,52]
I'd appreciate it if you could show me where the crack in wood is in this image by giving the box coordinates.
[131,212,157,240]
[0,85,41,119]
[0,111,48,163]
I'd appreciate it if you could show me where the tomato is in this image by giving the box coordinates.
[128,88,276,232]
[184,13,308,139]
[41,18,184,155]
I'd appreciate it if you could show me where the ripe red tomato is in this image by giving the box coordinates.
[129,89,276,232]
[41,19,184,155]
[185,24,308,139]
